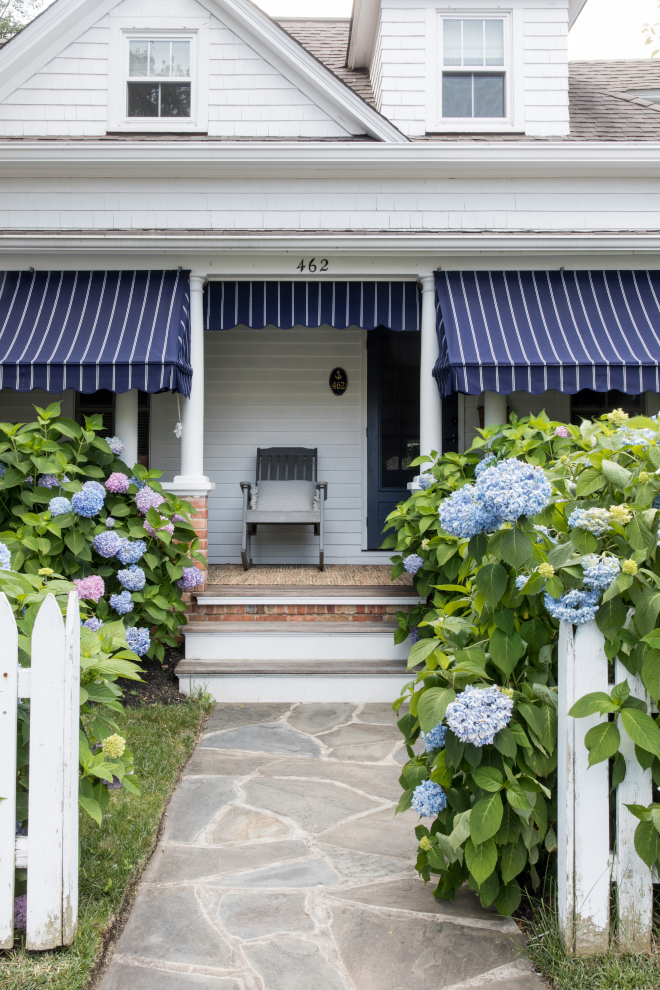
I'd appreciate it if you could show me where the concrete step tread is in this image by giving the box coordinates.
[184,621,401,635]
[175,658,408,675]
[198,584,419,599]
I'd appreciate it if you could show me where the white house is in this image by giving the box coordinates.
[0,0,658,698]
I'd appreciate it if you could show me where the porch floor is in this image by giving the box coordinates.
[207,564,412,586]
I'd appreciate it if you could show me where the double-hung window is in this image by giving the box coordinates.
[442,19,506,119]
[127,39,191,118]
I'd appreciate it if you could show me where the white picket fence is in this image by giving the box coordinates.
[0,591,80,950]
[558,619,655,955]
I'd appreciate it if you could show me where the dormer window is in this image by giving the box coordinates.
[127,39,191,118]
[441,19,505,119]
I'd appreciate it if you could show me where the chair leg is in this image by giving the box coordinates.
[241,522,251,571]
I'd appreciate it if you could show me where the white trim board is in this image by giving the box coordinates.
[177,672,411,703]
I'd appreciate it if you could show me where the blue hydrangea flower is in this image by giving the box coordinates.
[568,507,612,536]
[72,488,105,518]
[544,588,600,624]
[83,480,106,496]
[38,474,60,489]
[653,494,660,511]
[412,780,447,817]
[128,476,145,489]
[477,459,552,522]
[582,554,621,591]
[0,463,5,478]
[410,626,419,645]
[23,476,33,486]
[534,524,558,545]
[105,517,115,528]
[404,554,423,575]
[439,484,502,539]
[475,453,497,477]
[0,542,10,570]
[423,723,447,753]
[118,565,146,591]
[109,590,134,615]
[515,574,529,591]
[83,617,103,632]
[107,436,124,456]
[49,496,72,516]
[446,685,514,747]
[417,473,434,490]
[126,626,150,656]
[116,539,147,565]
[92,531,123,558]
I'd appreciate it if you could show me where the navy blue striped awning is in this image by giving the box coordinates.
[434,270,660,397]
[205,281,420,331]
[0,270,191,395]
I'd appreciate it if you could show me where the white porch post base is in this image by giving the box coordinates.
[483,390,508,428]
[114,390,138,468]
[419,273,442,458]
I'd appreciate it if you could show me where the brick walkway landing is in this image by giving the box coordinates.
[99,704,541,990]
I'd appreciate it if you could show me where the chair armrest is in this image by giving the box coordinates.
[316,482,328,501]
[240,481,252,492]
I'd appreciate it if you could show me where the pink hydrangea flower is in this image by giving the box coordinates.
[173,514,186,523]
[135,487,166,515]
[74,574,105,602]
[105,472,130,494]
[143,518,174,539]
[555,426,570,437]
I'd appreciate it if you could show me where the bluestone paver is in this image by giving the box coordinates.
[98,703,543,990]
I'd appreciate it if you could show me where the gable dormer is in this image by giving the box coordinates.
[348,0,589,138]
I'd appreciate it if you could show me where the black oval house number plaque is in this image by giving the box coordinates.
[329,367,348,396]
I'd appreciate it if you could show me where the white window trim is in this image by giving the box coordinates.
[426,6,524,134]
[108,17,209,134]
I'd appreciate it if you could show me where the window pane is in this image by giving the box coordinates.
[442,74,472,117]
[160,83,191,117]
[171,41,190,77]
[463,19,483,66]
[485,20,504,66]
[150,40,172,77]
[474,74,504,117]
[129,40,148,77]
[443,20,461,66]
[127,82,159,117]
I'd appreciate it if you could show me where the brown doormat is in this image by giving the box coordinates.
[206,564,412,586]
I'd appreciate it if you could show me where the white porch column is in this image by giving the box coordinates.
[114,390,138,468]
[483,391,508,428]
[419,273,442,458]
[172,272,211,491]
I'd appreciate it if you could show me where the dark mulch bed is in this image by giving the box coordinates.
[117,647,187,706]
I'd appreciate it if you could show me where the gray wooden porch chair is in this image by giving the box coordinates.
[240,447,328,571]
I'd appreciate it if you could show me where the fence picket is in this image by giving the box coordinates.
[26,594,66,950]
[614,659,653,952]
[557,621,575,949]
[62,590,79,945]
[0,593,18,948]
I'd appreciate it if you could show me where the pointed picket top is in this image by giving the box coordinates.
[0,592,18,948]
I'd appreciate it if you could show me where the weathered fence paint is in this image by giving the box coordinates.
[0,591,79,950]
[558,619,655,955]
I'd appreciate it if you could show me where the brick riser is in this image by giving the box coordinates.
[183,602,416,623]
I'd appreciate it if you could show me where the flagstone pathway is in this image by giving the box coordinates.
[99,703,543,990]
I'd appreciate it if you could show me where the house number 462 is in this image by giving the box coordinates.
[297,259,328,273]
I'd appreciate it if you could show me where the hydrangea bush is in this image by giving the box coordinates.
[386,408,660,916]
[0,401,206,660]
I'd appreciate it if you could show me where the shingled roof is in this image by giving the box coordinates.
[277,18,660,141]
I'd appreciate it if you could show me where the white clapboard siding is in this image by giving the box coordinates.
[0,593,18,948]
[152,327,372,565]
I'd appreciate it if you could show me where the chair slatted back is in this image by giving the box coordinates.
[256,447,317,484]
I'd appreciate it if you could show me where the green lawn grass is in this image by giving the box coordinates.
[0,697,211,990]
[521,889,660,990]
